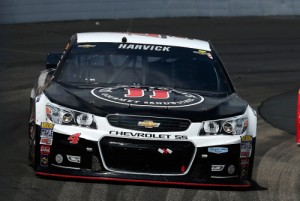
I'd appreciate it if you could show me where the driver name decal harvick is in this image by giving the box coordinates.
[118,44,171,51]
[91,86,204,108]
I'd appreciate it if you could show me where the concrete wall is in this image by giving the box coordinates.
[1,0,300,24]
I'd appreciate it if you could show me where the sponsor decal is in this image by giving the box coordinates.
[193,50,213,59]
[241,168,248,178]
[118,43,171,52]
[67,155,81,163]
[41,122,54,129]
[138,120,160,128]
[40,155,48,167]
[109,130,188,140]
[241,135,252,142]
[240,151,251,158]
[55,154,63,164]
[40,128,53,138]
[91,86,204,108]
[196,50,207,55]
[68,133,81,144]
[158,148,173,155]
[40,145,51,155]
[40,138,53,145]
[241,162,249,179]
[241,158,250,166]
[78,44,96,48]
[180,165,186,173]
[208,147,228,154]
[240,142,252,151]
[228,165,235,174]
[240,158,250,179]
[240,142,252,158]
[211,165,225,172]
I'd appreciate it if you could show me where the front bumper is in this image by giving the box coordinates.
[35,125,255,188]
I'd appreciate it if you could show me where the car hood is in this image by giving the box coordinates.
[44,82,248,122]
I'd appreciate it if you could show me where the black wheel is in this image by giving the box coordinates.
[28,98,39,170]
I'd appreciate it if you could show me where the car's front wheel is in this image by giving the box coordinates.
[28,98,39,170]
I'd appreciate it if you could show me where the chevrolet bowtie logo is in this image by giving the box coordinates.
[138,120,160,128]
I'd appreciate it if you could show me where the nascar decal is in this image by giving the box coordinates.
[118,44,170,51]
[109,131,188,140]
[91,86,204,108]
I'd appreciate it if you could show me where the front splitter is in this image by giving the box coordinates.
[36,171,251,188]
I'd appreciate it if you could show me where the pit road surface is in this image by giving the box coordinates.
[0,17,299,201]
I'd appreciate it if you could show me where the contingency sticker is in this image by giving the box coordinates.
[40,129,53,139]
[41,122,54,129]
[40,122,54,145]
[193,50,214,59]
[241,135,252,142]
[40,155,49,167]
[40,138,53,145]
[240,135,253,158]
[240,158,250,179]
[40,145,51,155]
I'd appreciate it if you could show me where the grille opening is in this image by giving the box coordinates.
[107,114,190,132]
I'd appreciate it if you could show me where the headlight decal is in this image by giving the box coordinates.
[45,103,97,129]
[199,114,248,135]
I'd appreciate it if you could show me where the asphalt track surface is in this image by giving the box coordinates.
[0,17,300,201]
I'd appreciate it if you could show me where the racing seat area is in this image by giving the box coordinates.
[146,60,172,87]
[174,59,218,91]
[110,67,142,84]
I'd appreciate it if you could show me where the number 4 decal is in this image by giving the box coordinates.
[125,88,169,99]
[68,133,81,144]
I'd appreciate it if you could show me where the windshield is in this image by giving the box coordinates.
[55,43,233,93]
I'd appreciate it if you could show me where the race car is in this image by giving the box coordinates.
[29,32,257,187]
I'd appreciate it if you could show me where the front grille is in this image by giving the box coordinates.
[99,137,196,175]
[107,114,190,132]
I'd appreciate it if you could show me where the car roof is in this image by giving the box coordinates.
[76,32,211,51]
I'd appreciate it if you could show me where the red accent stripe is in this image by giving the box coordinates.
[36,172,250,188]
[296,89,300,144]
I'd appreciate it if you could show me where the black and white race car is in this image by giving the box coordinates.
[29,32,257,187]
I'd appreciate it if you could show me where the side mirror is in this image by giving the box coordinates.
[46,53,62,69]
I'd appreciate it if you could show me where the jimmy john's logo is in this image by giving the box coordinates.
[118,44,170,51]
[91,86,204,108]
